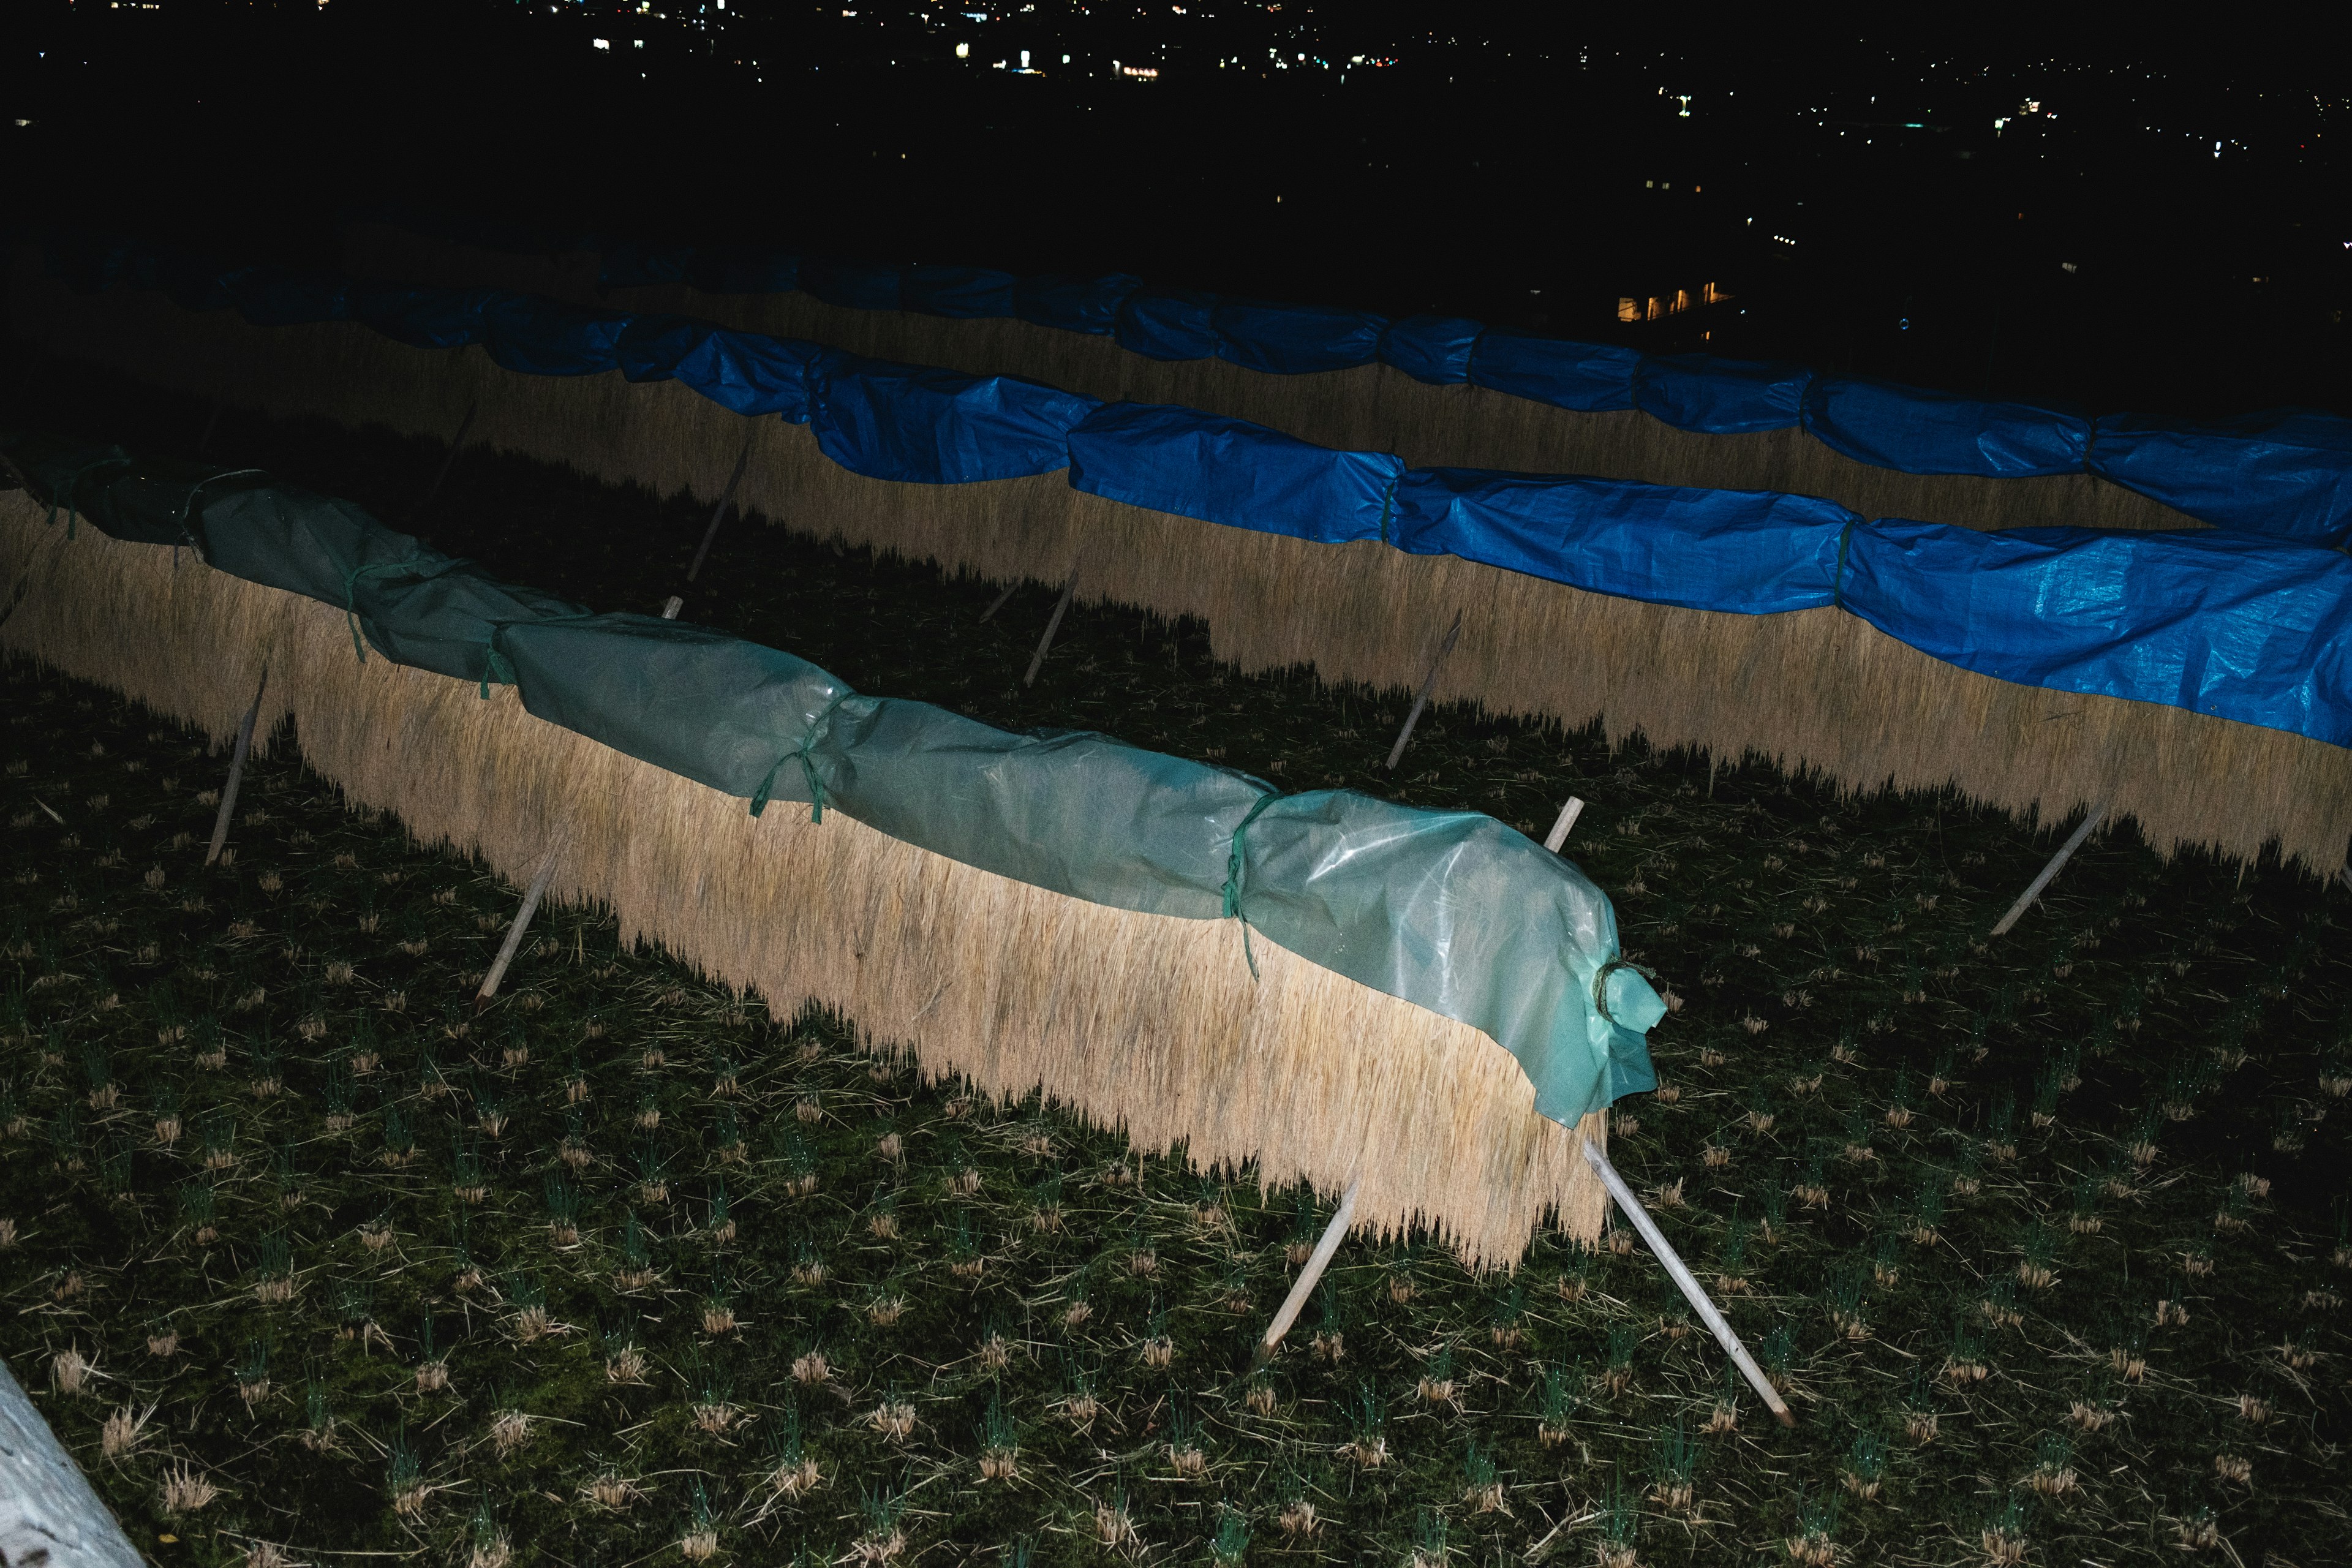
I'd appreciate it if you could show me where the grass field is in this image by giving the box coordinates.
[2,357,2347,1567]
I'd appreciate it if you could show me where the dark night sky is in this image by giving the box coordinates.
[5,2,2346,414]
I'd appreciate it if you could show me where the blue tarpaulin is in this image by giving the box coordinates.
[1392,468,1852,614]
[1014,273,1141,335]
[355,207,2352,545]
[1803,377,2092,478]
[348,283,494,350]
[39,232,2352,756]
[1633,356,1811,436]
[1380,316,1483,386]
[2089,409,2352,549]
[1212,300,1388,376]
[1068,402,1404,544]
[903,263,1021,320]
[616,317,824,423]
[1842,521,2352,747]
[1114,288,1221,362]
[480,296,630,377]
[1467,333,1642,413]
[809,354,1100,483]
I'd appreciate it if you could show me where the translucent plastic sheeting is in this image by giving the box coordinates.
[9,436,1663,1131]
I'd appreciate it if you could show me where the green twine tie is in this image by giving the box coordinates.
[1593,957,1660,1025]
[174,467,266,556]
[478,624,519,699]
[45,449,133,540]
[1219,790,1284,981]
[1831,519,1858,610]
[750,688,856,823]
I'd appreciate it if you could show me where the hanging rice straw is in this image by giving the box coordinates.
[1384,609,1463,771]
[1583,1139,1794,1427]
[203,669,267,867]
[475,838,565,1014]
[1256,1176,1360,1365]
[1989,802,2107,937]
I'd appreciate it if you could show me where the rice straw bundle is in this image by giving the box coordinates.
[13,255,2345,873]
[0,490,1608,1264]
[342,221,2204,537]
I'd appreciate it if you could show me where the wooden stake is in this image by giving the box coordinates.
[1989,802,2107,937]
[1254,1177,1360,1365]
[475,840,564,1014]
[1022,570,1079,687]
[660,595,685,621]
[978,579,1022,623]
[421,401,477,509]
[1384,609,1463,771]
[1583,1139,1793,1427]
[1542,796,1586,853]
[685,437,754,584]
[205,670,268,867]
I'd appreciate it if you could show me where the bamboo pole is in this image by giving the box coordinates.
[474,840,564,1014]
[685,437,754,584]
[420,401,477,509]
[204,669,267,867]
[1384,609,1464,771]
[660,595,685,621]
[197,396,224,456]
[1989,802,2107,937]
[1542,796,1586,853]
[1254,1177,1360,1365]
[978,578,1022,623]
[1582,1139,1794,1427]
[1023,569,1079,687]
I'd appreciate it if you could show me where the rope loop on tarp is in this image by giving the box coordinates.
[174,467,267,558]
[1593,957,1660,1025]
[1220,789,1284,981]
[750,687,856,823]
